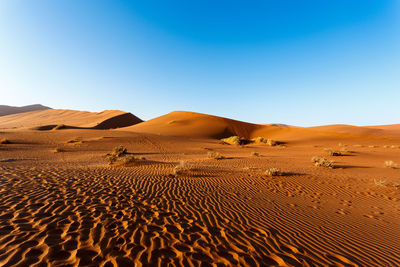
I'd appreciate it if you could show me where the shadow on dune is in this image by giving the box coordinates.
[34,113,142,131]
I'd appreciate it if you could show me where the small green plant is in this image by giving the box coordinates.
[312,156,334,168]
[384,160,397,169]
[0,138,10,144]
[265,168,281,176]
[207,151,224,159]
[53,124,66,130]
[173,161,192,176]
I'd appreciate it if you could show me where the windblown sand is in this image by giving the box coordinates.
[0,125,399,266]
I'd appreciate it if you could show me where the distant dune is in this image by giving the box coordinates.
[123,111,263,139]
[0,109,142,130]
[308,124,400,138]
[0,104,50,116]
[124,111,400,140]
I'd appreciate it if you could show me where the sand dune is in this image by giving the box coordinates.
[125,111,400,142]
[0,104,50,117]
[124,111,263,139]
[0,109,142,130]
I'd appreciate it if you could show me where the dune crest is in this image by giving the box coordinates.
[0,104,50,116]
[0,109,142,130]
[124,111,400,140]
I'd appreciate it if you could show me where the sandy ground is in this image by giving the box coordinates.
[0,127,399,266]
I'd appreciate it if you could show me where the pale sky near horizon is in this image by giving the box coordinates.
[0,1,399,126]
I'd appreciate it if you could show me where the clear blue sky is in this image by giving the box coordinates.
[0,1,399,126]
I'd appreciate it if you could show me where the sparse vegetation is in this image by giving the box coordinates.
[53,147,63,153]
[312,156,334,168]
[251,152,260,157]
[221,136,242,145]
[53,124,66,130]
[0,138,10,144]
[340,147,349,153]
[384,160,397,169]
[324,149,342,156]
[251,137,279,146]
[106,145,145,166]
[265,168,281,176]
[207,151,224,159]
[112,145,127,157]
[173,161,192,176]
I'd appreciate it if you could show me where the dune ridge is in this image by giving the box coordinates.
[0,109,142,130]
[0,104,51,117]
[125,111,400,141]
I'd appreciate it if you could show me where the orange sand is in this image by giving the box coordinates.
[0,110,399,266]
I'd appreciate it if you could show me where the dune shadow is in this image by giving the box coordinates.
[281,172,307,176]
[335,165,372,169]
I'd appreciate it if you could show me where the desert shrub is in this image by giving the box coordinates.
[207,151,224,159]
[106,145,144,166]
[391,145,399,149]
[53,124,66,130]
[0,138,10,144]
[324,149,342,156]
[312,156,334,168]
[251,152,260,157]
[53,147,63,153]
[384,160,397,168]
[112,145,127,157]
[221,136,242,145]
[173,161,192,176]
[251,137,279,146]
[374,179,387,186]
[265,168,281,176]
[119,155,136,165]
[340,147,349,153]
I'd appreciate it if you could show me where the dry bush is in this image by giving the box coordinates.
[53,124,66,130]
[53,147,63,153]
[251,152,260,157]
[106,145,145,166]
[112,145,127,157]
[324,149,342,156]
[384,161,397,169]
[173,161,192,176]
[251,137,279,146]
[221,136,242,145]
[391,145,399,149]
[265,168,281,176]
[0,138,10,144]
[312,156,334,168]
[207,151,224,159]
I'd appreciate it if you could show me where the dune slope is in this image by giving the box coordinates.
[0,104,50,116]
[0,109,142,130]
[125,111,263,139]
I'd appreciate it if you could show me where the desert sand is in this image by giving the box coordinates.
[0,109,399,266]
[0,104,51,117]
